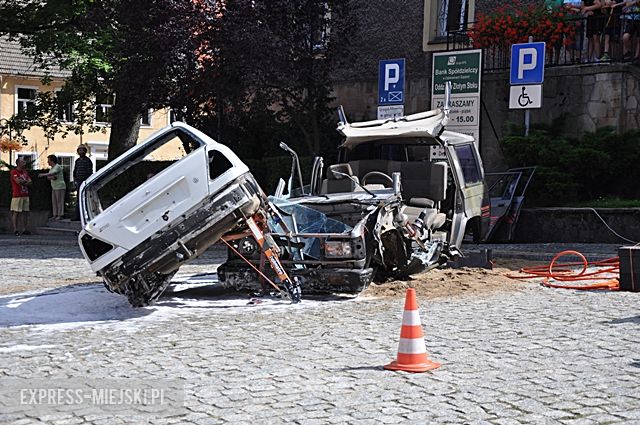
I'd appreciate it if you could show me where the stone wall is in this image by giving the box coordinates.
[480,64,640,171]
[515,208,640,243]
[334,63,640,172]
[334,0,427,82]
[0,209,50,234]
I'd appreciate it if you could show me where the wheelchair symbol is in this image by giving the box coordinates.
[518,87,533,107]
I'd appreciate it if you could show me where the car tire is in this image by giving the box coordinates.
[465,218,482,244]
[125,271,176,307]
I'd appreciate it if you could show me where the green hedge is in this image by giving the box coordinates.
[1,156,316,210]
[1,170,54,210]
[500,127,640,206]
[65,156,314,209]
[0,169,76,211]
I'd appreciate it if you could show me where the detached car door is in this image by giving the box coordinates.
[446,141,488,246]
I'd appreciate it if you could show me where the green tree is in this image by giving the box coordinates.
[197,0,356,158]
[0,0,217,160]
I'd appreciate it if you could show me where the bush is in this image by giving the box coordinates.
[500,126,640,206]
[470,0,579,49]
[0,170,57,210]
[79,156,314,209]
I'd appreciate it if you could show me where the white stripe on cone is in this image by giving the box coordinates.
[398,337,427,354]
[402,310,421,326]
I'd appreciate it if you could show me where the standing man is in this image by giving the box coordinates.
[10,158,32,236]
[72,144,93,221]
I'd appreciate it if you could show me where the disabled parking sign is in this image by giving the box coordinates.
[378,59,405,105]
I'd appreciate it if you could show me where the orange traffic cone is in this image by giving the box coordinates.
[384,288,441,373]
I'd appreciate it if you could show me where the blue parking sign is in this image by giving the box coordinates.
[510,42,545,85]
[378,59,405,105]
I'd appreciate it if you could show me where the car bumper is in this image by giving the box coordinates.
[218,263,374,294]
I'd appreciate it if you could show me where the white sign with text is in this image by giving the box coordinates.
[377,105,404,120]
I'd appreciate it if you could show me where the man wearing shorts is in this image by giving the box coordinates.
[10,158,32,236]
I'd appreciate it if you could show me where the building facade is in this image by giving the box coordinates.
[0,37,178,181]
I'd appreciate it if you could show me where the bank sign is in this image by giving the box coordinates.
[431,49,482,143]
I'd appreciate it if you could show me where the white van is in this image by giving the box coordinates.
[218,107,490,294]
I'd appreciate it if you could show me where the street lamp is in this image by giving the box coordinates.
[0,118,13,165]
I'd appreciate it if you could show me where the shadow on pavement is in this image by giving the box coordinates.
[1,272,360,326]
[167,272,358,305]
[0,284,151,327]
[607,316,640,325]
[336,365,385,372]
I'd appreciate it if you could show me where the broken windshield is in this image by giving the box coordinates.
[269,196,352,234]
[269,196,352,259]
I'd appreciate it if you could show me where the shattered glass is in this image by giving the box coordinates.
[268,196,352,259]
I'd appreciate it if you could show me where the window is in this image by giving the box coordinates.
[141,109,152,127]
[95,93,114,124]
[423,0,474,48]
[17,152,37,169]
[58,101,75,122]
[16,87,37,118]
[57,154,74,182]
[454,144,481,186]
[208,150,233,180]
[435,0,469,38]
[57,101,75,122]
[55,89,75,122]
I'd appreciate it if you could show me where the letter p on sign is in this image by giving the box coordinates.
[510,42,545,85]
[384,64,400,91]
[518,48,537,79]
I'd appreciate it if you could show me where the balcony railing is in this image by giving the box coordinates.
[446,13,640,71]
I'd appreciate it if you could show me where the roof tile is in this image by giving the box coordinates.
[0,36,70,78]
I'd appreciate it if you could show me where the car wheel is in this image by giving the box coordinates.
[465,218,482,244]
[125,271,176,307]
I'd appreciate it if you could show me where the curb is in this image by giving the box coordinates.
[490,250,616,262]
[0,235,79,247]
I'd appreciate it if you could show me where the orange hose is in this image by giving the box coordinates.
[506,250,620,291]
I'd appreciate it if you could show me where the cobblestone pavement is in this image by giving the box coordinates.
[1,242,639,424]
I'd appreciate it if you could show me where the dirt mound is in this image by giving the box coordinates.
[362,258,543,299]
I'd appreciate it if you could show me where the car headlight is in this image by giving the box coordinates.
[324,241,352,258]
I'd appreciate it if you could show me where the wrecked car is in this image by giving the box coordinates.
[77,123,268,306]
[217,106,489,294]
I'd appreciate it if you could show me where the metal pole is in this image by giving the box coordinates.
[525,36,533,137]
[8,124,11,164]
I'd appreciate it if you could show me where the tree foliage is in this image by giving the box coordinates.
[0,0,356,162]
[181,0,356,159]
[1,0,215,159]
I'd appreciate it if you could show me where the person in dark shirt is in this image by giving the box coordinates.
[583,0,604,61]
[73,144,93,221]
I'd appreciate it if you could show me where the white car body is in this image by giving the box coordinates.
[78,122,264,306]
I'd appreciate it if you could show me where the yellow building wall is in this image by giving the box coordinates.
[0,74,176,175]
